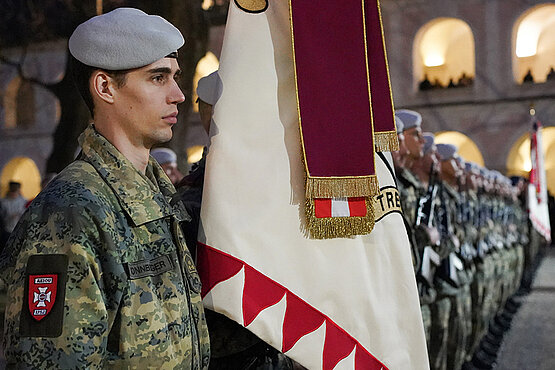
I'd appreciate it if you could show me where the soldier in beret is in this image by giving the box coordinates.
[0,8,209,368]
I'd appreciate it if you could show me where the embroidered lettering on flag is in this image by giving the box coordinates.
[28,274,58,321]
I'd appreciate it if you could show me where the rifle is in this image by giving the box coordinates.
[437,181,463,288]
[414,164,441,286]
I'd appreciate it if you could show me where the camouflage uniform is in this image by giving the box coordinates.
[397,168,435,346]
[442,183,472,370]
[0,125,210,369]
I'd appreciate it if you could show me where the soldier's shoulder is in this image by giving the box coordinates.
[34,160,112,211]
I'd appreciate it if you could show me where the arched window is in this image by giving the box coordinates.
[192,52,220,113]
[513,4,555,84]
[506,127,555,195]
[0,156,41,199]
[413,18,476,90]
[434,131,484,166]
[2,76,36,129]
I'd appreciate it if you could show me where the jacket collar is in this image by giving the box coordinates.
[78,125,187,226]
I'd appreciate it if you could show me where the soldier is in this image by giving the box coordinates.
[411,139,450,370]
[0,8,209,368]
[393,113,437,351]
[151,147,184,186]
[436,144,473,370]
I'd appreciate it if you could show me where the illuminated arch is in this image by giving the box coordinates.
[413,18,475,88]
[192,52,220,113]
[3,76,21,129]
[434,131,484,166]
[2,76,36,129]
[506,127,555,195]
[513,4,555,84]
[0,157,42,199]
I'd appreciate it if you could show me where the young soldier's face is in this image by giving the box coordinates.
[112,58,185,149]
[403,127,424,160]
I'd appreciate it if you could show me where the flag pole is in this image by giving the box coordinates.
[96,0,103,15]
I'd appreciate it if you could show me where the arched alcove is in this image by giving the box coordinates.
[0,157,42,199]
[2,76,36,129]
[506,126,555,195]
[434,131,484,166]
[413,18,476,89]
[192,52,220,112]
[513,4,555,84]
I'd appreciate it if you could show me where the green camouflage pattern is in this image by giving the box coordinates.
[0,125,210,369]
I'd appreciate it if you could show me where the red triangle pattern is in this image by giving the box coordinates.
[282,292,326,353]
[243,265,286,326]
[323,320,357,370]
[197,242,244,298]
[355,344,386,370]
[197,243,388,370]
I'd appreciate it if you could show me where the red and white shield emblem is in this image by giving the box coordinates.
[28,274,57,321]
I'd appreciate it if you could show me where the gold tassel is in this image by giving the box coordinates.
[374,131,399,152]
[305,176,379,199]
[304,197,375,239]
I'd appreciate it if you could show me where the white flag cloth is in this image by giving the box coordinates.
[528,121,551,242]
[197,2,428,369]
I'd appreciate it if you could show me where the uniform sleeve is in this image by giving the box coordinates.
[2,204,112,369]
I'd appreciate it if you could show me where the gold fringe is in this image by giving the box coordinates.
[374,131,399,152]
[305,197,375,239]
[305,175,379,199]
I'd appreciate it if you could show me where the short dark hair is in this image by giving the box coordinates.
[69,56,130,118]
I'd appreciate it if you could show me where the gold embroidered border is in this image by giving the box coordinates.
[375,0,397,136]
[374,131,399,152]
[306,176,379,199]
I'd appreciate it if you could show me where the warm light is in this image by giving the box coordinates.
[516,24,540,57]
[187,146,205,164]
[523,159,532,172]
[202,0,213,10]
[192,52,220,112]
[417,18,475,85]
[0,157,42,199]
[434,131,484,166]
[424,55,445,67]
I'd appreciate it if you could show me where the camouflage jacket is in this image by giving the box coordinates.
[0,125,210,369]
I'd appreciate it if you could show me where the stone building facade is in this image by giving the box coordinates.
[1,1,554,198]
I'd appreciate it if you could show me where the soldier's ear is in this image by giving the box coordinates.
[91,71,116,105]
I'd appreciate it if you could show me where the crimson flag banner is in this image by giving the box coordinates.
[197,1,428,369]
[528,120,551,241]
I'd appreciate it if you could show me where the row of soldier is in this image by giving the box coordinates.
[392,109,536,370]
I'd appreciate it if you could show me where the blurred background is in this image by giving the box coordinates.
[0,0,553,199]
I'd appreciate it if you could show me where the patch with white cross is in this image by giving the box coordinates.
[20,254,68,337]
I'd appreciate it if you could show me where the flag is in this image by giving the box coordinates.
[528,120,551,241]
[197,1,428,369]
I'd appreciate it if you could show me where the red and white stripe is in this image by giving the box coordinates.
[314,197,367,218]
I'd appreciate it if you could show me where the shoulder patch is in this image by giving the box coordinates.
[20,254,68,338]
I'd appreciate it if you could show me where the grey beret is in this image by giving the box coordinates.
[69,8,184,70]
[422,132,435,153]
[395,109,422,131]
[197,71,223,105]
[465,161,478,172]
[151,147,177,165]
[436,143,457,161]
[395,115,404,134]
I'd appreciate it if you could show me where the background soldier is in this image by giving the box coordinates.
[436,143,473,370]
